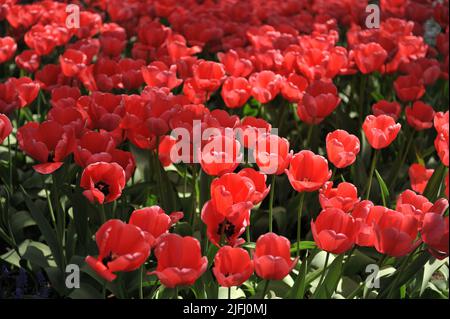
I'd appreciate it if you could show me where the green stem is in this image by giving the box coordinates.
[261,280,270,299]
[7,135,13,191]
[139,265,144,299]
[305,124,314,149]
[296,192,306,257]
[317,252,330,289]
[365,150,379,200]
[190,165,198,228]
[390,130,415,192]
[268,175,276,232]
[386,254,411,299]
[99,204,107,225]
[228,287,231,300]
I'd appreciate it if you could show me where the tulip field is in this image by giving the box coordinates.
[0,0,449,301]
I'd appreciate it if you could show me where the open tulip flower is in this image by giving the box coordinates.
[0,0,449,302]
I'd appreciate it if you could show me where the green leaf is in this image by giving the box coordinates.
[69,283,104,299]
[290,241,317,253]
[22,188,65,269]
[420,258,447,296]
[313,254,344,299]
[423,164,446,202]
[375,169,389,207]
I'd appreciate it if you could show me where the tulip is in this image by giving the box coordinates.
[221,77,252,108]
[353,42,387,74]
[326,129,360,169]
[213,246,254,288]
[296,80,340,125]
[249,71,281,104]
[371,100,402,121]
[151,233,208,288]
[210,173,255,217]
[237,168,270,205]
[17,121,75,174]
[319,182,360,213]
[129,206,183,246]
[253,232,298,281]
[200,134,242,176]
[0,114,13,144]
[85,219,151,281]
[405,101,435,131]
[192,60,226,92]
[420,199,449,259]
[408,164,434,194]
[311,208,358,254]
[363,115,401,150]
[396,189,433,224]
[373,209,420,257]
[254,134,292,175]
[394,75,425,102]
[80,162,126,205]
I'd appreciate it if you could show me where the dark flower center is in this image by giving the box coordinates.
[102,253,113,265]
[47,151,54,163]
[217,219,236,239]
[95,182,110,196]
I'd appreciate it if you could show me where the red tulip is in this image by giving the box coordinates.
[362,115,401,149]
[0,114,13,144]
[217,50,253,77]
[59,49,87,77]
[396,189,433,223]
[237,168,270,205]
[254,134,292,175]
[435,128,449,166]
[311,208,358,254]
[0,36,17,63]
[351,200,375,247]
[8,77,40,108]
[249,71,281,104]
[237,116,272,149]
[296,80,340,124]
[141,61,182,90]
[85,219,151,281]
[353,42,387,74]
[192,60,226,92]
[0,81,20,114]
[280,73,308,103]
[201,200,251,247]
[434,111,449,135]
[80,162,126,204]
[373,209,420,257]
[319,182,360,213]
[372,100,402,121]
[394,75,425,102]
[253,232,298,280]
[200,133,242,176]
[151,233,208,288]
[15,50,40,73]
[17,121,75,174]
[74,130,116,167]
[408,163,434,194]
[129,206,183,246]
[286,150,331,192]
[405,101,435,131]
[158,135,177,167]
[213,246,254,287]
[221,77,251,108]
[421,199,449,259]
[210,173,255,217]
[326,129,360,168]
